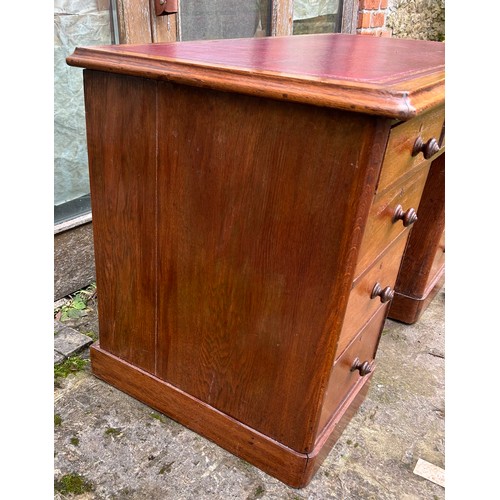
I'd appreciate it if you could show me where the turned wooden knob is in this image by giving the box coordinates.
[393,205,418,227]
[412,136,440,159]
[351,357,373,376]
[371,282,394,303]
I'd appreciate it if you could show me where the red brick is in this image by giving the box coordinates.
[359,0,380,9]
[371,12,386,28]
[379,0,389,8]
[357,12,371,29]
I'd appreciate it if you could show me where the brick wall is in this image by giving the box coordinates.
[357,0,392,37]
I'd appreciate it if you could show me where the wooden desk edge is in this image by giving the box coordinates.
[67,48,444,120]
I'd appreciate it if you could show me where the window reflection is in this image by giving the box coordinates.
[54,0,113,223]
[180,0,271,41]
[293,0,342,35]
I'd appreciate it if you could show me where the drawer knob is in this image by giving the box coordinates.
[393,205,418,227]
[371,282,394,303]
[351,357,373,376]
[412,136,440,159]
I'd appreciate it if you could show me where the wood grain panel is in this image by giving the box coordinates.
[341,0,360,34]
[155,82,388,453]
[115,0,177,44]
[271,0,293,36]
[152,15,178,43]
[116,0,152,44]
[427,231,445,288]
[84,71,157,374]
[149,0,177,43]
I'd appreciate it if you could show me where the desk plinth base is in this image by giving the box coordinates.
[388,267,445,324]
[90,343,372,488]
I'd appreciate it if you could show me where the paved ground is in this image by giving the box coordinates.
[54,288,445,499]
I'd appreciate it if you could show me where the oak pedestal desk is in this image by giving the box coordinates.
[67,34,445,488]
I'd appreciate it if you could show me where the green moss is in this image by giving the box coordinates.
[104,427,122,437]
[54,414,62,426]
[150,411,168,423]
[253,485,265,498]
[54,473,94,495]
[85,331,98,341]
[70,436,79,446]
[54,356,89,379]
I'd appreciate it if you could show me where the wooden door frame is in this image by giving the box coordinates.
[113,0,358,44]
[113,0,178,44]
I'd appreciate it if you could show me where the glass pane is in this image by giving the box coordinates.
[293,0,342,35]
[54,0,113,224]
[180,0,271,41]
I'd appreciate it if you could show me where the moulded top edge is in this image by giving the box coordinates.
[67,34,445,119]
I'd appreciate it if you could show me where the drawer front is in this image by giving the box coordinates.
[318,306,386,434]
[377,105,445,194]
[337,232,409,359]
[355,164,430,279]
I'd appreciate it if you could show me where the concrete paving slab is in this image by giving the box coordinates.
[54,351,66,365]
[54,289,445,498]
[54,321,93,360]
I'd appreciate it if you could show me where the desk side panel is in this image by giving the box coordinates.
[84,70,157,374]
[155,82,388,453]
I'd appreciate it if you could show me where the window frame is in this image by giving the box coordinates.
[114,0,358,44]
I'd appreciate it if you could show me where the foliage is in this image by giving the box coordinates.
[55,283,97,321]
[387,0,445,41]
